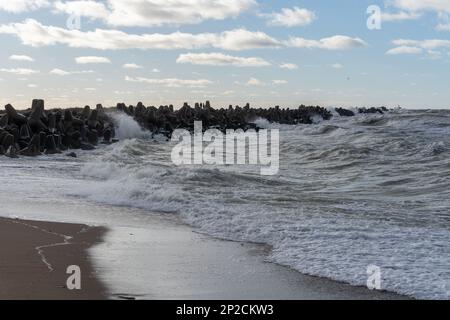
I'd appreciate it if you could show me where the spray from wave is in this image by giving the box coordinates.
[109,112,152,140]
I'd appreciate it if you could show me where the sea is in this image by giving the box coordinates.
[1,108,450,299]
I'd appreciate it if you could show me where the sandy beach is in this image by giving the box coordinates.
[0,217,107,300]
[92,213,409,300]
[0,214,408,300]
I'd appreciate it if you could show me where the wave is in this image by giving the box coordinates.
[70,109,450,299]
[109,112,152,140]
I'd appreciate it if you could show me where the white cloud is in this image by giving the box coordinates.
[50,68,71,76]
[125,76,212,88]
[53,0,257,27]
[152,68,161,73]
[27,83,38,88]
[75,56,111,64]
[426,49,443,59]
[264,7,316,27]
[114,90,133,95]
[386,46,423,55]
[331,63,344,69]
[9,54,34,62]
[218,29,281,50]
[246,77,264,86]
[0,68,39,75]
[392,39,450,49]
[176,52,270,67]
[0,20,281,51]
[436,23,450,30]
[50,68,94,75]
[288,35,367,50]
[122,63,143,69]
[388,1,450,29]
[53,0,110,20]
[0,0,49,13]
[388,38,450,58]
[272,80,288,85]
[390,0,450,14]
[280,63,298,70]
[381,11,422,21]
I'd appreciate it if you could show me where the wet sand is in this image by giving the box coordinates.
[0,217,107,300]
[91,213,409,300]
[0,214,409,300]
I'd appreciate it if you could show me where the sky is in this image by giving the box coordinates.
[0,0,450,110]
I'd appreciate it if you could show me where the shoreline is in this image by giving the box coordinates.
[0,217,107,300]
[90,213,410,300]
[0,213,409,300]
[0,163,413,300]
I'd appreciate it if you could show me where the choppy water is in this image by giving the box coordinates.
[2,109,450,299]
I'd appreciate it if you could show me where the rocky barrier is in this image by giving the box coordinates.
[117,101,387,136]
[0,100,115,158]
[1,99,388,158]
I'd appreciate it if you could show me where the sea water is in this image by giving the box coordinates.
[1,109,450,299]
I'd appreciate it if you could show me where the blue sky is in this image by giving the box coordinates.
[0,0,450,109]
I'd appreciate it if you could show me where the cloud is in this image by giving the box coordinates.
[0,68,39,75]
[75,56,111,64]
[125,76,212,88]
[122,63,143,69]
[0,20,281,51]
[280,63,298,70]
[436,23,450,30]
[53,0,110,20]
[426,49,443,59]
[387,38,450,58]
[388,1,450,29]
[27,83,38,88]
[272,80,288,84]
[246,77,264,86]
[50,68,71,76]
[392,38,450,49]
[50,68,94,75]
[53,0,257,27]
[218,29,282,50]
[9,54,34,62]
[176,52,270,67]
[381,11,422,21]
[390,0,450,14]
[386,46,423,55]
[0,0,49,13]
[331,63,344,69]
[288,35,367,50]
[264,7,316,27]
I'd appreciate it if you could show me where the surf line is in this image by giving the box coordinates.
[10,219,77,272]
[171,121,280,176]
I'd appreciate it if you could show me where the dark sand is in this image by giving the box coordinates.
[92,213,409,300]
[0,217,107,300]
[0,214,409,300]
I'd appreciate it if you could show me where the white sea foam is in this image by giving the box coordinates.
[4,109,450,299]
[109,112,152,140]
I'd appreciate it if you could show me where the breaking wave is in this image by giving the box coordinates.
[72,110,450,299]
